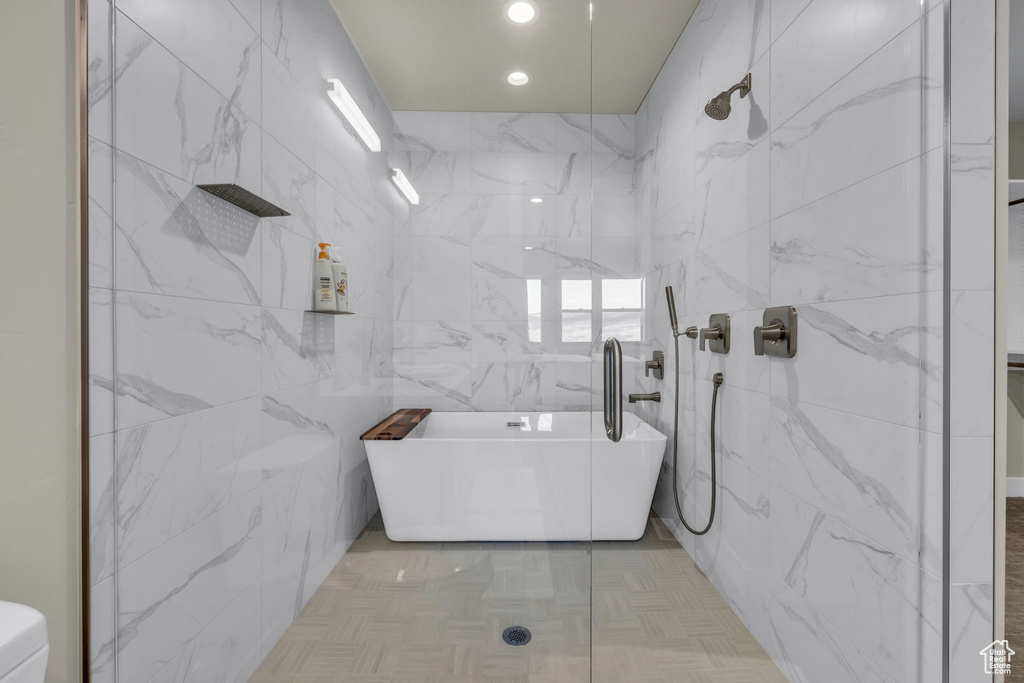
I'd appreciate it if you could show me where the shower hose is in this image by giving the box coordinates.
[670,332,723,536]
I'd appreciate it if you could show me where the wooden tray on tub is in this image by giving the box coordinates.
[360,409,431,441]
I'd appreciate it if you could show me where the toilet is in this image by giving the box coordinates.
[0,602,48,683]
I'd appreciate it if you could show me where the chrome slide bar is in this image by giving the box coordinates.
[603,337,622,442]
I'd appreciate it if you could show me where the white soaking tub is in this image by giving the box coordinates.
[364,411,667,542]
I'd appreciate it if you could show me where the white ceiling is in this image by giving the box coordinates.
[329,0,699,114]
[1012,0,1024,121]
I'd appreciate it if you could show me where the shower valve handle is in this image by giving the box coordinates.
[753,322,786,355]
[698,325,722,351]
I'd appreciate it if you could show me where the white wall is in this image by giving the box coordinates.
[632,0,946,680]
[86,0,399,680]
[0,0,83,681]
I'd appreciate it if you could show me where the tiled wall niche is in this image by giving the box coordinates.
[87,0,400,680]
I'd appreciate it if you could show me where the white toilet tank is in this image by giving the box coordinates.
[0,602,48,683]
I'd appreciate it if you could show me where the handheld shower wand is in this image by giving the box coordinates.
[665,286,679,336]
[664,285,721,536]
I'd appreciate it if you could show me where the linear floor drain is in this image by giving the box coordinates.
[502,626,532,646]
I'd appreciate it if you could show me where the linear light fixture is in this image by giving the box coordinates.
[327,78,381,152]
[390,168,419,205]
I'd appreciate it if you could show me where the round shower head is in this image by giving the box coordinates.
[704,73,752,121]
[704,94,731,120]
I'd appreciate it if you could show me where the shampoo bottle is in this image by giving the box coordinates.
[314,243,337,311]
[329,247,349,313]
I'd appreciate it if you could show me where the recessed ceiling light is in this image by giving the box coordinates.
[507,71,530,87]
[524,246,535,250]
[504,0,538,25]
[530,197,543,203]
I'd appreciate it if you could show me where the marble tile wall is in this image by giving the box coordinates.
[390,111,639,411]
[635,0,949,681]
[947,1,997,680]
[86,0,400,680]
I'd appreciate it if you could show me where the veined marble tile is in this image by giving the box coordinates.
[950,144,995,291]
[394,277,472,322]
[770,0,921,128]
[115,151,262,305]
[475,237,557,280]
[471,322,508,363]
[651,194,699,269]
[88,0,112,144]
[693,223,770,313]
[115,292,262,430]
[471,113,557,153]
[332,111,378,217]
[116,398,263,568]
[591,152,635,196]
[89,433,115,585]
[950,436,994,584]
[694,53,770,189]
[392,362,473,407]
[90,576,115,683]
[260,42,313,167]
[698,136,770,250]
[116,490,262,683]
[89,138,113,289]
[394,111,472,152]
[691,514,772,645]
[393,321,472,364]
[692,383,770,480]
[949,583,994,683]
[472,194,558,238]
[769,397,932,571]
[592,195,635,238]
[591,238,642,278]
[228,0,259,30]
[114,13,260,188]
[770,21,925,219]
[261,381,339,482]
[689,0,769,96]
[412,235,472,279]
[262,132,319,242]
[771,151,942,305]
[471,152,559,195]
[261,224,314,311]
[117,0,261,123]
[652,137,696,221]
[90,287,114,437]
[262,309,335,393]
[149,579,261,683]
[769,295,938,430]
[950,290,995,437]
[950,1,994,144]
[767,575,894,683]
[471,361,558,408]
[404,193,475,236]
[261,447,339,652]
[554,362,598,407]
[769,486,935,681]
[694,453,770,566]
[334,190,376,269]
[408,151,472,194]
[770,0,813,44]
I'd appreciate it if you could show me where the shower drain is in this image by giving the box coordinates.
[502,626,532,646]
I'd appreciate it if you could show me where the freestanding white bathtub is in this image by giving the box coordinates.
[364,411,667,542]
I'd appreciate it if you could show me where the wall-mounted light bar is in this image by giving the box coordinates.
[327,78,381,152]
[390,168,419,205]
